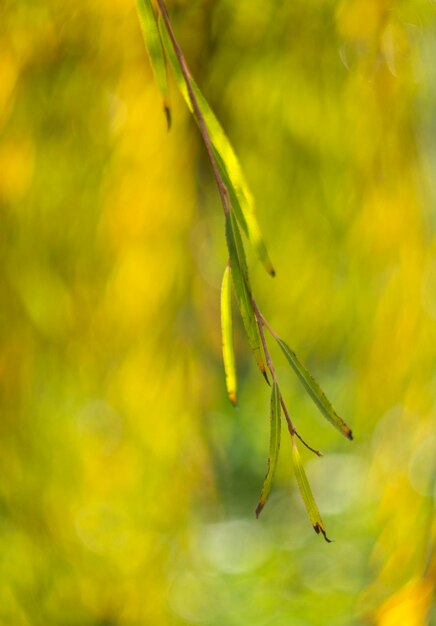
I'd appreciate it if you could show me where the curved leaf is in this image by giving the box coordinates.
[256,382,281,517]
[159,21,274,275]
[225,211,267,377]
[221,264,237,406]
[212,147,275,276]
[277,338,353,440]
[136,0,171,128]
[292,439,331,542]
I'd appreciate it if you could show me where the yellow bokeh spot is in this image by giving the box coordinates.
[337,0,391,41]
[0,139,34,202]
[375,578,434,626]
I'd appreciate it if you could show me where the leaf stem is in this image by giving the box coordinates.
[254,306,279,340]
[254,300,278,385]
[254,299,322,457]
[294,430,323,457]
[156,0,230,216]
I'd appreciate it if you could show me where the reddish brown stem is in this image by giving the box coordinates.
[254,299,322,457]
[156,0,230,216]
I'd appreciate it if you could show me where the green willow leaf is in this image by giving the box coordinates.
[256,382,281,517]
[159,21,274,276]
[292,439,331,542]
[211,147,274,275]
[136,0,171,128]
[225,210,267,377]
[277,338,353,440]
[221,264,237,406]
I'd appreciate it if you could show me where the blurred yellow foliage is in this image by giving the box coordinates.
[0,0,435,624]
[375,578,434,626]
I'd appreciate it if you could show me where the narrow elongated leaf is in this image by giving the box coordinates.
[212,147,274,275]
[136,0,171,128]
[221,264,237,406]
[277,338,353,440]
[225,210,267,377]
[256,382,281,517]
[291,438,331,542]
[159,21,274,275]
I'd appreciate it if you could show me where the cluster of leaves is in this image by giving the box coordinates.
[137,0,353,542]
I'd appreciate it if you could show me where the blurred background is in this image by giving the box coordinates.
[0,0,435,624]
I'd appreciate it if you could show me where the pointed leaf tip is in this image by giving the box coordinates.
[255,501,264,518]
[164,104,171,130]
[137,0,170,126]
[256,382,281,516]
[261,367,270,385]
[292,438,329,541]
[314,523,333,543]
[277,338,352,440]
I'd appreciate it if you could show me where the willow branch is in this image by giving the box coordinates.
[156,0,230,216]
[254,300,322,457]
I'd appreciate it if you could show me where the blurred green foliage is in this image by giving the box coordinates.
[0,0,435,625]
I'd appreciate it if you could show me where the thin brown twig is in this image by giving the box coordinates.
[255,307,279,339]
[280,368,322,455]
[279,393,296,436]
[255,301,278,385]
[156,0,230,216]
[294,430,322,457]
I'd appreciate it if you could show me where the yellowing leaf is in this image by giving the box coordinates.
[277,338,353,440]
[136,0,171,128]
[212,147,275,276]
[256,382,281,517]
[221,264,237,406]
[159,21,274,275]
[291,439,331,542]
